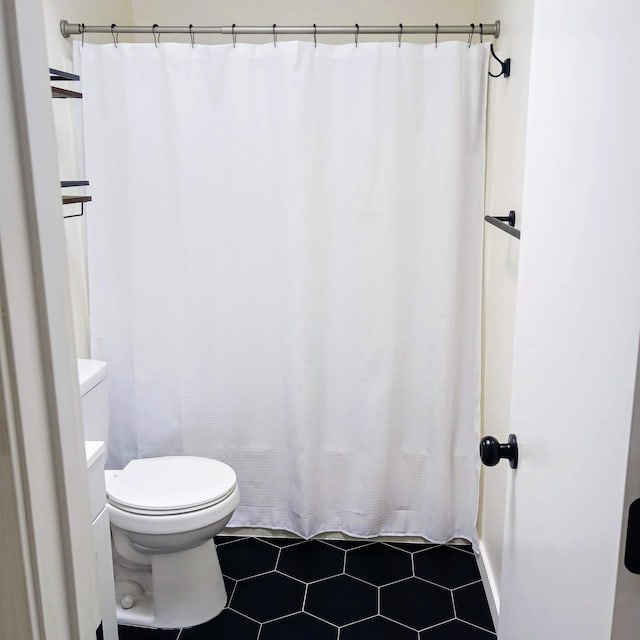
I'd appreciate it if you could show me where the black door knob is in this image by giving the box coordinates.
[479,434,518,469]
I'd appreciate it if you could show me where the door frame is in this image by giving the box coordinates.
[0,0,98,638]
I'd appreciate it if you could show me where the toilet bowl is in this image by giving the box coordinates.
[106,456,239,629]
[78,360,240,629]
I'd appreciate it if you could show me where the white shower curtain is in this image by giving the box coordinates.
[76,40,488,545]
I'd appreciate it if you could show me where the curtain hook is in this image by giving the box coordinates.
[111,24,118,48]
[468,23,475,47]
[435,23,439,48]
[355,23,360,48]
[273,23,277,48]
[232,24,237,48]
[479,23,484,44]
[313,23,317,48]
[152,24,159,47]
[189,24,195,48]
[398,23,403,48]
[81,23,85,47]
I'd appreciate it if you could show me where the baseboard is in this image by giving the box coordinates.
[221,527,471,546]
[476,539,500,630]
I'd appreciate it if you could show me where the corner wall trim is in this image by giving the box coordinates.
[477,540,500,631]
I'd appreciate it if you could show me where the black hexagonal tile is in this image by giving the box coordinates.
[230,571,304,622]
[322,539,375,550]
[346,543,412,586]
[278,540,344,582]
[414,546,480,589]
[223,575,236,603]
[341,616,417,640]
[383,542,437,553]
[420,619,496,639]
[215,535,242,546]
[454,582,495,632]
[259,537,305,548]
[260,613,337,640]
[180,608,259,639]
[117,626,179,640]
[380,577,453,630]
[217,537,278,580]
[306,574,377,626]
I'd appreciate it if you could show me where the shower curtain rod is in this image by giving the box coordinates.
[60,19,500,40]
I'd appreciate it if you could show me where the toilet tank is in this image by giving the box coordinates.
[77,359,109,448]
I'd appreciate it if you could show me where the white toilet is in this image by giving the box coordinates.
[78,359,240,629]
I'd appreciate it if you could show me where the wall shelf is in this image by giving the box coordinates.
[50,67,82,99]
[62,195,92,206]
[60,180,91,218]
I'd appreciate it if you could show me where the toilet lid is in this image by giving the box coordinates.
[106,456,237,515]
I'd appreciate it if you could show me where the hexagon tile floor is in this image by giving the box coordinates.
[117,536,496,640]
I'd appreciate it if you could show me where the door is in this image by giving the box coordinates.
[497,1,640,638]
[0,0,100,638]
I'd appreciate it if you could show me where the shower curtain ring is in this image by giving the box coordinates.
[479,23,484,44]
[232,24,237,48]
[355,23,360,47]
[81,22,85,47]
[468,23,475,47]
[273,23,277,47]
[189,24,195,48]
[111,24,118,48]
[152,23,159,47]
[435,23,439,48]
[313,23,317,48]
[398,23,403,48]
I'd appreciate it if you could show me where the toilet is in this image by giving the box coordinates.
[78,359,240,629]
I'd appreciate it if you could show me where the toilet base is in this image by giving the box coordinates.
[114,539,227,629]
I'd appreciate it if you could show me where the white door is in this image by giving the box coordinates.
[497,1,640,638]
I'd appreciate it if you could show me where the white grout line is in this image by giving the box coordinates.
[380,541,414,554]
[451,578,483,591]
[458,618,498,636]
[340,614,378,630]
[412,575,453,591]
[379,613,419,633]
[304,609,340,628]
[378,575,412,588]
[256,610,300,626]
[235,568,277,582]
[274,568,308,585]
[419,617,456,632]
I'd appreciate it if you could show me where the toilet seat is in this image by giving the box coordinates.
[106,456,240,535]
[107,456,237,516]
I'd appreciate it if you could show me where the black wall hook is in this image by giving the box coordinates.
[489,43,511,78]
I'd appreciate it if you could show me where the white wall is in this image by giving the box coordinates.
[42,0,132,357]
[129,0,479,44]
[473,0,534,616]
